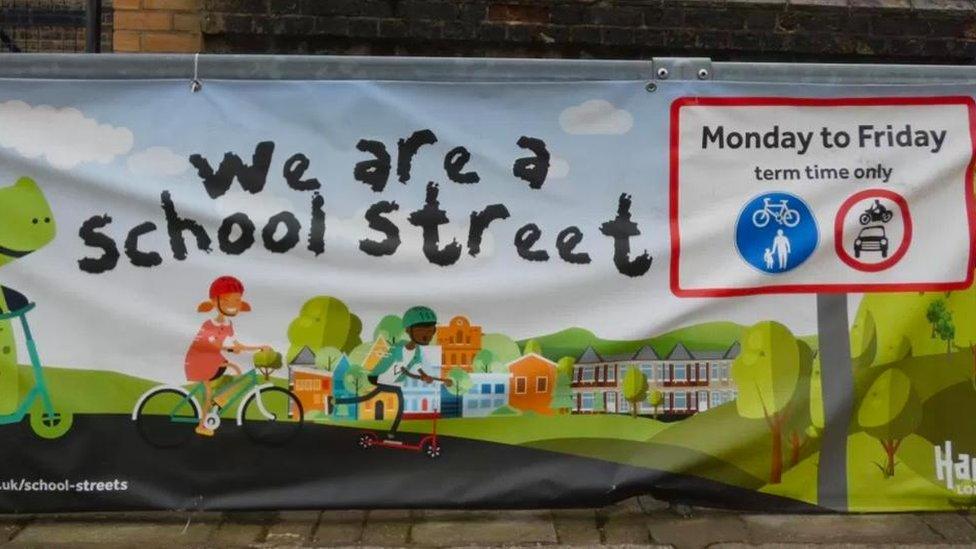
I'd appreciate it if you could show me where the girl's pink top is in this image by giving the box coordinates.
[184,319,234,381]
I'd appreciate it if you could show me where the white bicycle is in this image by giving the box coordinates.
[752,198,800,228]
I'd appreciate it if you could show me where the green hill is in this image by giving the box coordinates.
[520,321,746,362]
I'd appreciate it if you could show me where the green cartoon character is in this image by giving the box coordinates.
[0,177,56,414]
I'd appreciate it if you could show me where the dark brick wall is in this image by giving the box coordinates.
[199,0,976,63]
[0,0,113,53]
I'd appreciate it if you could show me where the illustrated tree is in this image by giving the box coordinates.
[648,389,664,419]
[315,346,343,371]
[926,299,956,354]
[551,369,574,414]
[622,366,648,418]
[447,367,473,400]
[253,348,283,380]
[556,357,576,379]
[472,349,496,373]
[287,296,363,359]
[857,369,922,478]
[809,353,824,441]
[373,314,406,344]
[523,339,543,356]
[731,321,802,485]
[343,364,371,397]
[482,333,521,365]
[785,340,814,466]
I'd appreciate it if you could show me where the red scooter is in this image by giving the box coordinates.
[357,411,442,459]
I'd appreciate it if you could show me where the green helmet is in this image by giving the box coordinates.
[403,306,437,328]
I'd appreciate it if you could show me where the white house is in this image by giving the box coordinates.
[402,345,443,418]
[462,372,510,417]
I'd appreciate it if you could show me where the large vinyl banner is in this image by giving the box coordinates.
[1,57,975,512]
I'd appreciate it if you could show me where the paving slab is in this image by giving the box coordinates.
[313,509,366,545]
[646,512,750,549]
[362,509,410,546]
[921,512,976,542]
[210,521,266,546]
[263,510,321,546]
[411,510,556,547]
[9,520,216,546]
[741,513,944,544]
[552,509,601,545]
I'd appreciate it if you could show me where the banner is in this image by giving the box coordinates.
[1,57,975,512]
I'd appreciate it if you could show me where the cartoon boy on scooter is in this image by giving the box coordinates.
[336,306,451,440]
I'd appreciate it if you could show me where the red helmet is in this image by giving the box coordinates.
[209,276,244,299]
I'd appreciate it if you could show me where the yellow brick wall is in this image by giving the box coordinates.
[114,0,201,53]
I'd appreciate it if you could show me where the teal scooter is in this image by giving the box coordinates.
[0,303,72,439]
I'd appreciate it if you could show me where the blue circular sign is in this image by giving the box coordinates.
[735,192,818,274]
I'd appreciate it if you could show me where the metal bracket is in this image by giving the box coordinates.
[651,57,713,81]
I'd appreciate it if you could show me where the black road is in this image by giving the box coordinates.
[0,415,819,513]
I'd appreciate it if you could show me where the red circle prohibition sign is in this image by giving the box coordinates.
[834,189,913,272]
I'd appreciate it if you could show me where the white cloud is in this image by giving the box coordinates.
[0,100,133,169]
[127,146,188,177]
[559,99,633,135]
[549,155,570,179]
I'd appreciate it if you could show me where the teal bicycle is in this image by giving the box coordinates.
[0,303,72,439]
[132,367,303,448]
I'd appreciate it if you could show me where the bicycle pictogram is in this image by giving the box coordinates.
[752,197,801,228]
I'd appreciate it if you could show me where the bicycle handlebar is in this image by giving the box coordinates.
[0,302,35,321]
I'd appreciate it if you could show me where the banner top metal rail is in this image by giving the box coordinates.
[4,54,976,84]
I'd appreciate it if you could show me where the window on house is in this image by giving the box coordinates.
[536,376,549,393]
[607,367,616,383]
[657,365,667,383]
[581,367,594,382]
[689,365,697,382]
[710,364,719,381]
[674,392,687,410]
[470,399,479,409]
[494,383,505,394]
[481,398,491,408]
[581,392,594,410]
[515,377,527,394]
[640,365,653,380]
[295,379,321,392]
[675,364,686,381]
[481,384,491,394]
[494,398,505,408]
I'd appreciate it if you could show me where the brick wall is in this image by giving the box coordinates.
[114,0,201,52]
[198,0,976,63]
[0,0,113,52]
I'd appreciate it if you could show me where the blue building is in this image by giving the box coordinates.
[330,355,359,421]
[462,373,510,417]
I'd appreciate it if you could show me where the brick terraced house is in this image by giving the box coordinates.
[570,342,739,417]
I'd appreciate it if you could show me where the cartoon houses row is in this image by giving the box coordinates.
[287,316,561,420]
[569,342,740,417]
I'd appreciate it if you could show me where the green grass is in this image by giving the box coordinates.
[14,365,157,415]
[321,413,671,446]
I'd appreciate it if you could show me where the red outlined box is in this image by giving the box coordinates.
[669,95,976,298]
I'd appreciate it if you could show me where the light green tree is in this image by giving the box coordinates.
[551,371,573,414]
[473,349,496,373]
[523,339,542,356]
[315,346,343,371]
[447,367,473,400]
[732,321,802,484]
[648,389,664,419]
[287,296,363,359]
[556,357,576,379]
[622,366,648,418]
[482,333,521,365]
[373,314,406,344]
[857,369,922,478]
[786,340,814,466]
[253,348,283,380]
[343,364,371,397]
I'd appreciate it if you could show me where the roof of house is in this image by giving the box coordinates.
[290,346,316,365]
[666,342,694,360]
[573,340,740,365]
[632,345,661,360]
[576,346,603,364]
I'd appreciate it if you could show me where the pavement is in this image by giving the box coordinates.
[3,497,976,548]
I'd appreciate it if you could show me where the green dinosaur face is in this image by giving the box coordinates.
[0,177,56,268]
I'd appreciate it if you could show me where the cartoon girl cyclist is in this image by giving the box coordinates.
[185,276,269,437]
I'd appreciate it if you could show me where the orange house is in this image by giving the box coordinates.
[289,365,333,418]
[360,338,399,421]
[507,353,557,415]
[436,315,482,375]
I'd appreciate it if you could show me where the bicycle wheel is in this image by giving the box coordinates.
[781,209,800,228]
[241,387,303,446]
[752,209,770,228]
[135,388,201,448]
